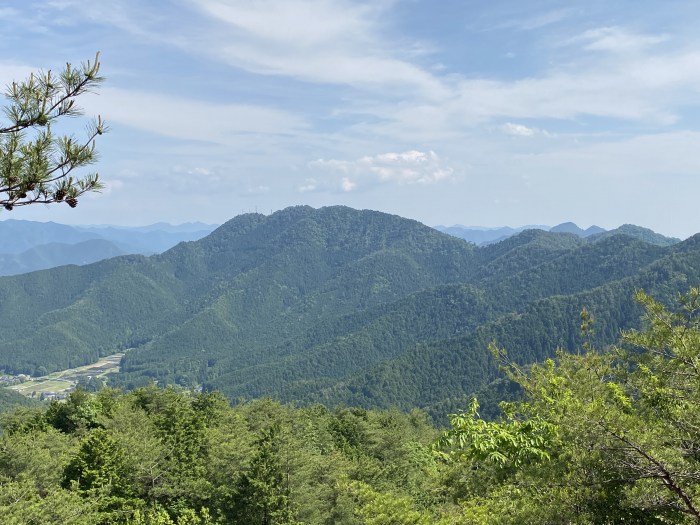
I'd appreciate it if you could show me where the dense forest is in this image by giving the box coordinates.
[3,288,700,523]
[0,206,697,418]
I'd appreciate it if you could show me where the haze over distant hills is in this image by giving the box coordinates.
[0,220,218,276]
[435,222,680,246]
[0,205,696,420]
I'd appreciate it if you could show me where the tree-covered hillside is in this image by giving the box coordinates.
[4,289,700,524]
[0,205,697,415]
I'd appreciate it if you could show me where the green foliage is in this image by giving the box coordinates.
[0,387,443,524]
[436,398,556,470]
[343,480,451,525]
[0,387,41,413]
[230,422,296,524]
[589,224,681,246]
[6,288,700,525]
[438,287,700,523]
[0,53,105,211]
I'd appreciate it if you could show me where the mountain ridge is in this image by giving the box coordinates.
[436,221,678,246]
[0,205,695,418]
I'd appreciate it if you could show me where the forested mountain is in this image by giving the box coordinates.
[0,206,697,418]
[436,221,679,247]
[589,223,681,246]
[549,221,605,237]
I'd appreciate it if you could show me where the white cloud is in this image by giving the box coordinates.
[500,122,537,137]
[340,177,356,192]
[172,165,213,177]
[309,150,455,192]
[297,179,318,193]
[575,26,668,53]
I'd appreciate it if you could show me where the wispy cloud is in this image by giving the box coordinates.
[406,46,700,129]
[572,26,669,53]
[81,87,308,144]
[188,0,448,98]
[517,130,700,178]
[36,1,700,132]
[484,7,574,32]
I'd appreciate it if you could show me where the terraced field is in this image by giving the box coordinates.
[9,353,124,398]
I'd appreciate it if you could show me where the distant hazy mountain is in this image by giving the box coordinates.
[438,221,673,246]
[550,222,605,237]
[0,220,100,254]
[73,224,218,254]
[0,220,219,274]
[434,225,549,245]
[0,239,126,276]
[77,221,217,234]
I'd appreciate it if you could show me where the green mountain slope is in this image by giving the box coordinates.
[0,206,696,416]
[588,224,681,246]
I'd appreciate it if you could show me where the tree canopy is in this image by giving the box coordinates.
[0,53,105,211]
[437,287,700,523]
[3,288,700,523]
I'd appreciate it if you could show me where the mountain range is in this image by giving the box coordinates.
[0,219,218,275]
[0,206,696,420]
[435,221,680,246]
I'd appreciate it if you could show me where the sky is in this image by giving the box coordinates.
[1,1,700,238]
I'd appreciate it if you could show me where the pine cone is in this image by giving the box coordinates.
[4,204,13,211]
[54,189,66,201]
[66,197,78,208]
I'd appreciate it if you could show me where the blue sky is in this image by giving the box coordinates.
[2,1,700,237]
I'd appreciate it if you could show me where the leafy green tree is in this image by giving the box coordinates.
[0,480,99,525]
[45,387,103,433]
[231,422,297,524]
[127,507,213,525]
[0,53,105,211]
[343,480,449,525]
[435,398,555,472]
[62,428,136,502]
[439,287,700,523]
